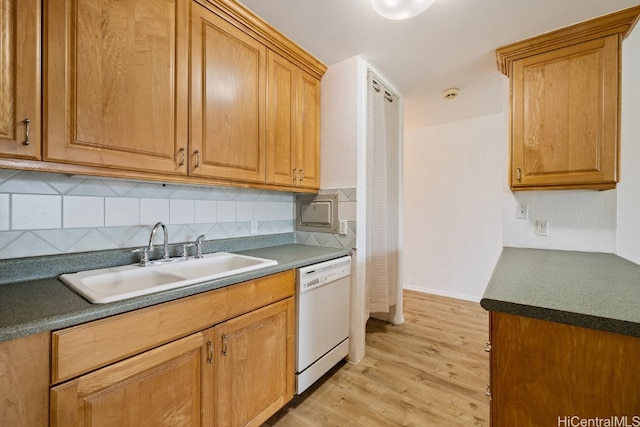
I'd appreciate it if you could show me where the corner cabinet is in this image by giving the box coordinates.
[0,0,41,160]
[496,6,640,191]
[267,51,321,190]
[488,311,640,426]
[49,270,296,427]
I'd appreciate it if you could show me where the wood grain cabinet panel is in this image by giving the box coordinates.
[0,0,40,160]
[210,297,295,427]
[497,6,640,190]
[489,312,640,426]
[190,1,266,183]
[267,51,320,190]
[51,333,206,427]
[43,0,189,175]
[510,36,619,189]
[0,332,50,427]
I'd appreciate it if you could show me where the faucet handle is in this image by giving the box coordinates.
[181,242,196,258]
[194,235,205,259]
[132,247,150,266]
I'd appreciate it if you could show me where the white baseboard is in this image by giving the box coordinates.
[402,284,482,303]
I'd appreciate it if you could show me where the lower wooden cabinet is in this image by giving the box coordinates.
[0,332,50,427]
[48,270,296,427]
[51,333,206,427]
[210,297,295,427]
[488,311,640,426]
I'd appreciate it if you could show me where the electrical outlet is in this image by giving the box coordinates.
[517,204,529,219]
[535,220,549,236]
[339,220,348,236]
[250,220,258,235]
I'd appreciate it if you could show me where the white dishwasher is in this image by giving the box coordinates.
[296,255,351,394]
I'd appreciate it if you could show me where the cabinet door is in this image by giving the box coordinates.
[51,333,206,427]
[44,0,189,175]
[296,71,321,189]
[0,332,49,427]
[490,312,640,426]
[267,51,297,187]
[267,51,321,190]
[190,2,266,183]
[0,0,40,160]
[211,298,295,427]
[510,35,619,189]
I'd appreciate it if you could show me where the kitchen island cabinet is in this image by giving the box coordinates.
[482,248,640,426]
[488,312,640,426]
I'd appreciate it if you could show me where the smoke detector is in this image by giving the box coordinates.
[442,88,460,100]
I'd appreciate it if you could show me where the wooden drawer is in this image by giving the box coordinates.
[51,270,294,384]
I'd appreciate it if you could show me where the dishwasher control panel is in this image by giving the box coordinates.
[298,256,351,293]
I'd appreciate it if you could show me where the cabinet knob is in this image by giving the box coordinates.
[22,118,30,146]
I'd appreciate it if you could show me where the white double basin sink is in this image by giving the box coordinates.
[59,252,278,304]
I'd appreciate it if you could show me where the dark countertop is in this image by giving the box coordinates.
[481,247,640,338]
[0,241,351,343]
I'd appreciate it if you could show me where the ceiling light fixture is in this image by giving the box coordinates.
[371,0,436,20]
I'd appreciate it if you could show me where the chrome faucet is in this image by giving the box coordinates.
[148,222,170,260]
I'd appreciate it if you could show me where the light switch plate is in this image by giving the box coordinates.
[339,220,348,235]
[517,204,529,219]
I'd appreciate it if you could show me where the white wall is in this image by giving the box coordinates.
[616,24,640,263]
[320,56,361,189]
[403,114,505,301]
[404,25,640,301]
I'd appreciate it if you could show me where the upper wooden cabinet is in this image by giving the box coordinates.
[44,0,190,176]
[267,51,321,190]
[497,6,640,191]
[31,0,326,191]
[191,1,266,183]
[0,0,41,160]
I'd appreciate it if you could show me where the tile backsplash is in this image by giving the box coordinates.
[0,170,294,260]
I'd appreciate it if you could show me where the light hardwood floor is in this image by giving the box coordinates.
[263,290,490,426]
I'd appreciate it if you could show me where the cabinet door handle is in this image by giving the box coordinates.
[207,341,214,364]
[485,341,491,352]
[221,334,228,356]
[194,150,201,168]
[292,168,298,183]
[485,384,491,398]
[516,167,522,181]
[299,169,304,183]
[178,148,186,166]
[22,118,30,146]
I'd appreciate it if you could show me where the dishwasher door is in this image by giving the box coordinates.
[296,256,351,393]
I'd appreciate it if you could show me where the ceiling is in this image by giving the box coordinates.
[238,0,640,128]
